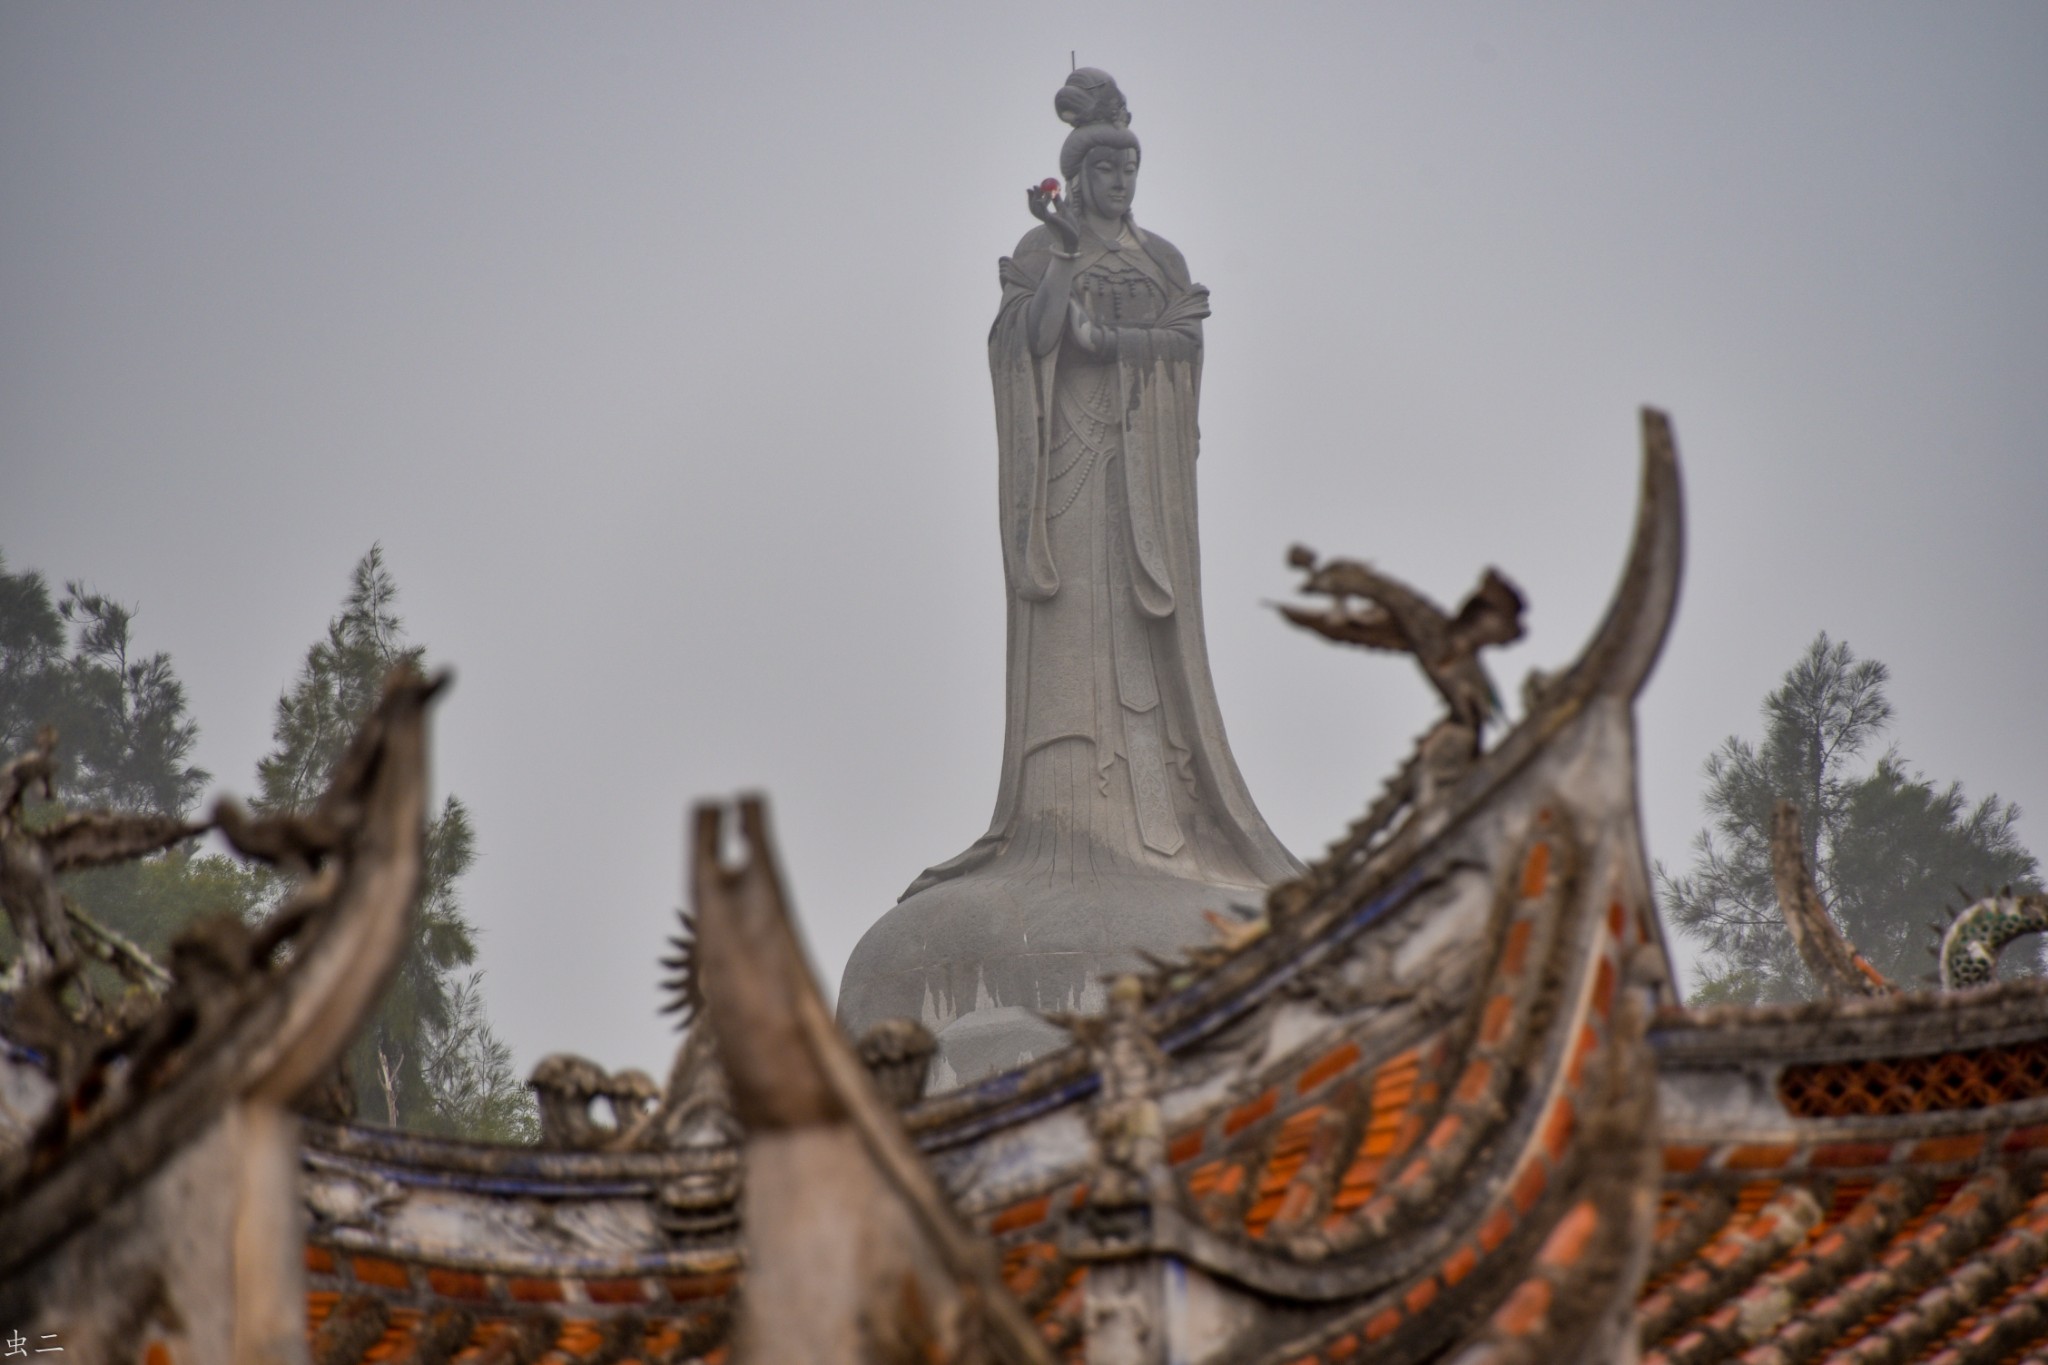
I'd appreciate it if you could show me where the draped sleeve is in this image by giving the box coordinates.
[989,230,1061,602]
[1109,227,1209,620]
[904,222,1300,900]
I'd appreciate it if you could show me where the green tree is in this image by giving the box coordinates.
[54,587,209,817]
[420,970,541,1144]
[1660,634,2039,1003]
[0,551,253,962]
[255,546,535,1138]
[0,555,208,820]
[0,552,69,762]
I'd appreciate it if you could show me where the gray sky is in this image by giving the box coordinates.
[4,4,2044,1081]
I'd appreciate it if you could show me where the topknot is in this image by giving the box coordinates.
[1054,68,1131,131]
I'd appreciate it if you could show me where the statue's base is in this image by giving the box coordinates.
[835,867,1263,1090]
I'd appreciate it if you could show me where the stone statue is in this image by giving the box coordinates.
[838,70,1300,1084]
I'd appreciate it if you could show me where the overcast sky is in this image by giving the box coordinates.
[4,5,2044,1082]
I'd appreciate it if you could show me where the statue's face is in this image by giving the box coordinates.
[1082,146,1139,218]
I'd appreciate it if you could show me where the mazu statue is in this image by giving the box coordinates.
[839,69,1301,1085]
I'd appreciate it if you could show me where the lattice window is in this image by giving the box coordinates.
[1779,1038,2048,1118]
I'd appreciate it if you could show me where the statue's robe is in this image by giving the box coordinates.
[910,220,1298,895]
[838,219,1298,1080]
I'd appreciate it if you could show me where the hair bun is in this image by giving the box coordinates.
[1054,68,1131,130]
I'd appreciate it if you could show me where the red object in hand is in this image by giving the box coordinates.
[1038,178,1062,197]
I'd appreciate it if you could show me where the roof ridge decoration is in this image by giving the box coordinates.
[569,410,1685,1363]
[689,795,1055,1364]
[1940,889,2048,992]
[0,669,442,1359]
[29,407,2048,1365]
[901,409,1685,1150]
[1770,800,1893,998]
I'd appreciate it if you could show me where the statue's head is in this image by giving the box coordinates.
[1057,68,1140,216]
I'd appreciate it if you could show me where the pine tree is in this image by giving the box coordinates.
[255,546,536,1137]
[0,552,69,762]
[0,551,252,962]
[1829,757,2036,975]
[1660,634,2040,1002]
[254,547,421,819]
[419,970,541,1143]
[0,554,208,819]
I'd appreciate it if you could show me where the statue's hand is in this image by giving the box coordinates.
[1027,183,1083,253]
[1067,297,1115,358]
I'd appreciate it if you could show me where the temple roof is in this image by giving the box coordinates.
[293,979,2048,1363]
[13,414,2048,1363]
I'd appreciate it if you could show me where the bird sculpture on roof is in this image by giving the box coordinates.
[1279,546,1527,733]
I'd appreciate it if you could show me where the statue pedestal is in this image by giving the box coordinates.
[836,868,1262,1089]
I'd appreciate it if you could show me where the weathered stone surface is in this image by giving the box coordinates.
[840,867,1262,1086]
[838,69,1298,1082]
